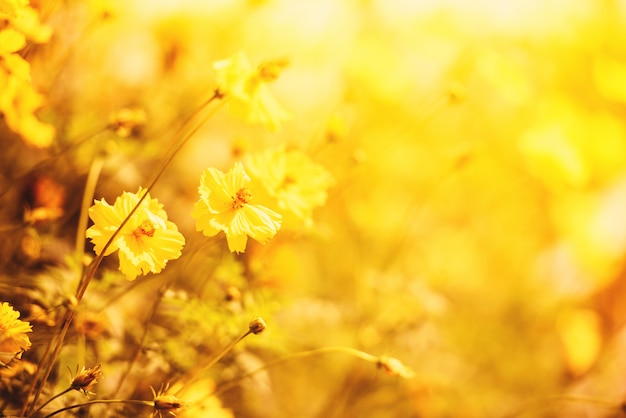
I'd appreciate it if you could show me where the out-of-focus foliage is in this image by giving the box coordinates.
[2,0,626,417]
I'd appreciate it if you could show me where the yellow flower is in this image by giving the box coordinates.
[0,302,32,366]
[245,148,334,227]
[213,51,289,131]
[0,53,55,148]
[169,378,233,418]
[108,107,147,138]
[0,1,54,148]
[0,0,29,19]
[86,188,185,280]
[8,5,52,44]
[192,162,281,253]
[0,27,26,54]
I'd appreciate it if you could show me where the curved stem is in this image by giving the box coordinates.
[41,399,154,418]
[0,125,108,199]
[500,395,620,418]
[210,346,378,398]
[29,387,72,418]
[111,283,169,397]
[174,329,253,397]
[25,92,223,416]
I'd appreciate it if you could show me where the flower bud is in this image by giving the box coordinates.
[249,317,267,335]
[71,364,103,394]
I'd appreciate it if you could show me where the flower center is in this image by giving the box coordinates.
[257,59,289,82]
[134,220,156,237]
[281,175,296,189]
[233,188,252,209]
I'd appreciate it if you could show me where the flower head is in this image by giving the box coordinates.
[0,0,29,19]
[0,1,54,148]
[248,317,267,335]
[0,302,32,366]
[213,51,289,131]
[245,147,334,227]
[71,363,103,395]
[151,385,186,417]
[154,394,185,417]
[168,378,233,418]
[0,54,55,148]
[192,162,281,253]
[108,107,147,138]
[86,188,185,280]
[377,356,415,379]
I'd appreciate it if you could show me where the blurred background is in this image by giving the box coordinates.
[4,0,626,417]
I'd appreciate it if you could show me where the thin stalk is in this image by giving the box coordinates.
[0,125,108,199]
[74,155,104,265]
[501,395,620,418]
[174,329,253,397]
[210,346,378,398]
[29,387,72,418]
[24,92,223,416]
[41,399,153,418]
[110,284,169,397]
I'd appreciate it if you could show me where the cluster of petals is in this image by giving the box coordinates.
[0,0,54,148]
[213,51,289,131]
[0,302,32,366]
[245,147,334,227]
[86,188,185,280]
[192,162,281,253]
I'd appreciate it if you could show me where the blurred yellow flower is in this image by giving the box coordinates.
[0,27,25,54]
[0,73,56,148]
[170,378,233,418]
[108,107,147,138]
[246,148,334,227]
[0,0,28,19]
[0,302,32,366]
[86,188,185,280]
[8,4,52,43]
[213,51,289,131]
[192,162,282,253]
[0,0,54,148]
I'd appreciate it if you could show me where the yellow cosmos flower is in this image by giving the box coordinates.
[0,302,32,366]
[86,188,185,280]
[192,162,282,253]
[0,53,55,148]
[245,148,334,227]
[0,1,54,148]
[213,51,289,131]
